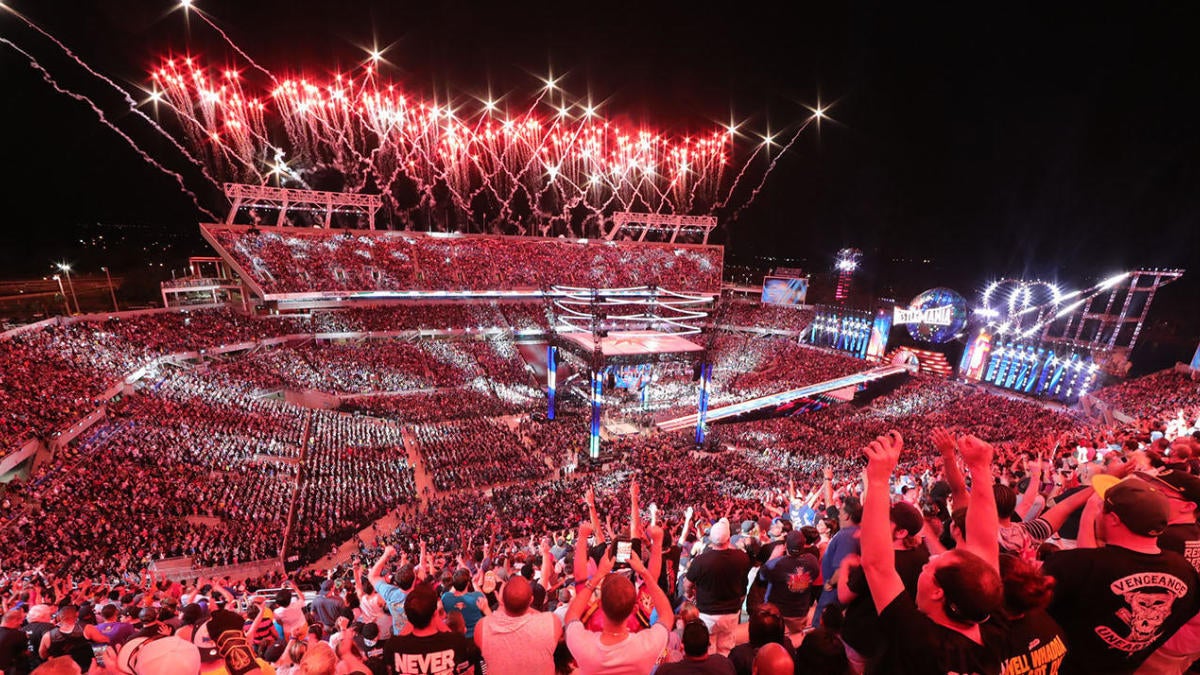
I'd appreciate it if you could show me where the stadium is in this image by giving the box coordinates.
[3,3,1200,675]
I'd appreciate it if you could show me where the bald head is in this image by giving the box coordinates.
[2,611,22,628]
[501,575,533,615]
[752,643,794,675]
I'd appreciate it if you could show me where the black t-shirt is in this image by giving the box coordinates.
[995,609,1068,675]
[686,548,752,614]
[842,546,931,659]
[382,631,481,675]
[1044,545,1200,674]
[0,626,28,671]
[870,592,1005,675]
[1159,522,1200,574]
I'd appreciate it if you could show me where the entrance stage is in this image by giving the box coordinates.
[657,364,911,432]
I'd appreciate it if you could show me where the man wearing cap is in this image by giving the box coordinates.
[1044,475,1200,674]
[1138,469,1200,572]
[755,531,819,634]
[312,580,346,635]
[1120,470,1200,675]
[684,518,751,655]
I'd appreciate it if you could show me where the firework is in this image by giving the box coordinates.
[151,56,795,232]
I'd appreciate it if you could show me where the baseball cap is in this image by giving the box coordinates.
[1095,476,1170,537]
[320,579,334,593]
[138,607,159,623]
[785,530,806,555]
[117,636,201,675]
[741,520,756,534]
[890,502,925,538]
[1137,470,1200,508]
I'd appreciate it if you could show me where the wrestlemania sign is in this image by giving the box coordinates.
[897,287,968,343]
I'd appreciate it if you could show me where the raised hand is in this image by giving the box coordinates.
[931,427,956,456]
[863,431,904,482]
[579,520,594,540]
[628,550,648,576]
[957,435,995,468]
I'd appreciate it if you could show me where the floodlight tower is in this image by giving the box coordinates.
[834,248,862,303]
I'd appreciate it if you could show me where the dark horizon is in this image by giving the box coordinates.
[1,1,1197,320]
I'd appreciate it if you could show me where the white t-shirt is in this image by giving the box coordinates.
[565,621,669,675]
[275,597,307,637]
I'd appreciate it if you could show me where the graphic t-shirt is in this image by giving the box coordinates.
[1159,522,1200,574]
[995,609,1068,675]
[758,552,820,618]
[382,631,481,675]
[1044,545,1200,674]
[871,592,1005,675]
[789,501,817,527]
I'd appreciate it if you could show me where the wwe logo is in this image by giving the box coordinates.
[894,305,954,326]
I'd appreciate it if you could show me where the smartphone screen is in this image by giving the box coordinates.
[616,540,632,563]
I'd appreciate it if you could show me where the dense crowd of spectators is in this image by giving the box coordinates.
[210,225,724,295]
[720,302,814,334]
[1092,368,1200,422]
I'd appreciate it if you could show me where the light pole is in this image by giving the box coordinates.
[101,266,119,312]
[58,263,80,314]
[52,275,71,316]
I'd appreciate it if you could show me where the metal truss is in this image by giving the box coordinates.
[604,212,718,244]
[223,183,383,229]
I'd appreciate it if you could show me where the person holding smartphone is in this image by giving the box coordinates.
[563,539,674,674]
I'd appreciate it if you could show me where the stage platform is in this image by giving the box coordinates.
[657,364,911,432]
[559,331,704,358]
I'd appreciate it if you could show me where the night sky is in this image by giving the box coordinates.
[2,1,1198,313]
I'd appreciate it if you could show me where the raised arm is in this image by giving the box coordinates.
[629,550,673,628]
[932,427,969,509]
[678,506,694,548]
[1038,485,1094,534]
[1014,455,1043,521]
[629,480,643,539]
[564,546,614,625]
[861,431,906,615]
[368,546,396,587]
[645,524,664,587]
[958,435,1000,572]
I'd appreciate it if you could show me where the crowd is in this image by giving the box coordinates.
[412,418,559,492]
[720,303,815,335]
[209,225,724,295]
[289,413,417,564]
[1092,369,1200,424]
[9,281,1200,673]
[310,302,548,334]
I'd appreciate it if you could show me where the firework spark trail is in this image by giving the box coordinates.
[152,55,789,232]
[1,4,226,192]
[191,8,279,86]
[1,39,220,221]
[727,117,815,224]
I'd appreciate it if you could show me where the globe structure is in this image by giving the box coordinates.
[904,287,969,343]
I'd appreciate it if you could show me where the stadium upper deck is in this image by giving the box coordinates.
[201,224,723,300]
